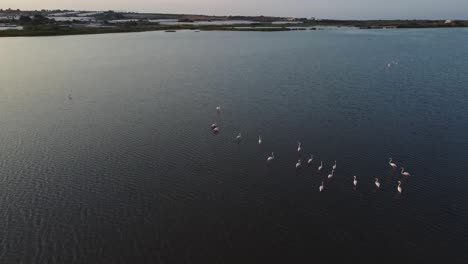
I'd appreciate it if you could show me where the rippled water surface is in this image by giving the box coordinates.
[0,29,467,263]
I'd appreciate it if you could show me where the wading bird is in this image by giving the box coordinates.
[296,159,302,169]
[401,167,411,177]
[267,152,274,162]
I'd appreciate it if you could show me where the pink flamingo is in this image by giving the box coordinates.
[401,167,411,177]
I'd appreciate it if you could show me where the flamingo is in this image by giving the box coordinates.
[397,181,402,193]
[319,181,324,192]
[267,152,274,162]
[401,167,411,177]
[353,176,357,187]
[388,158,397,169]
[297,142,302,152]
[296,159,302,169]
[327,170,334,179]
[332,160,337,170]
[216,106,221,111]
[258,136,262,145]
[318,161,323,171]
[213,127,219,133]
[307,155,314,165]
[210,123,217,129]
[375,178,380,189]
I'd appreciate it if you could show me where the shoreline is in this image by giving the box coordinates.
[1,24,467,37]
[1,14,467,37]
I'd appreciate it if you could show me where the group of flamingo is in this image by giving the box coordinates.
[211,106,412,194]
[268,143,410,193]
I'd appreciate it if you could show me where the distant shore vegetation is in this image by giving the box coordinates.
[0,9,467,37]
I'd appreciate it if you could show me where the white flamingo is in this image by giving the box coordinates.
[319,181,324,192]
[267,152,274,162]
[401,167,411,177]
[353,176,358,187]
[211,123,217,129]
[236,133,242,141]
[397,181,402,193]
[332,160,337,170]
[297,142,302,152]
[213,127,219,133]
[375,178,380,189]
[388,158,397,169]
[216,106,221,111]
[318,161,323,171]
[307,155,314,165]
[327,170,334,179]
[258,136,262,145]
[296,159,302,169]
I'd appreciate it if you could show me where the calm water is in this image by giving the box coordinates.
[0,29,467,263]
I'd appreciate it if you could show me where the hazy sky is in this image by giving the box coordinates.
[2,0,467,19]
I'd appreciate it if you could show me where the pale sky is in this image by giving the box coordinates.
[2,0,467,19]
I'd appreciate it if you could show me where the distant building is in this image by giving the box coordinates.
[445,19,454,24]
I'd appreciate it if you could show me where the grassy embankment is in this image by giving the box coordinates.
[304,19,468,28]
[0,24,291,37]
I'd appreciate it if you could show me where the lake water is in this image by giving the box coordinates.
[47,16,95,22]
[0,29,467,263]
[107,19,258,25]
[0,26,23,31]
[158,20,257,25]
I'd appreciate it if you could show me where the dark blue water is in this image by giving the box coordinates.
[0,28,467,263]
